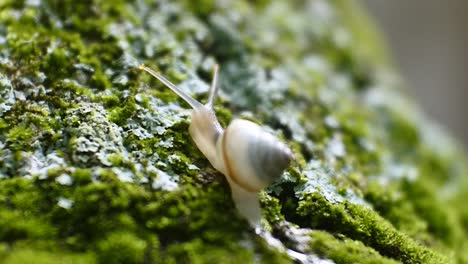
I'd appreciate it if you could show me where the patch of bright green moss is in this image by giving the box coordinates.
[297,192,449,263]
[0,171,288,263]
[6,125,35,151]
[2,244,96,264]
[96,232,147,264]
[309,231,399,264]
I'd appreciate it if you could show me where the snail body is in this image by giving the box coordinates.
[139,64,292,227]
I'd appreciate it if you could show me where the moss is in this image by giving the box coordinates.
[260,193,285,225]
[401,179,463,248]
[297,192,448,264]
[71,168,93,185]
[0,179,55,242]
[0,211,55,243]
[6,125,35,151]
[364,182,431,244]
[100,93,121,108]
[0,173,280,262]
[0,0,467,263]
[309,231,399,264]
[163,239,251,264]
[108,98,137,126]
[2,244,96,264]
[96,232,147,264]
[161,234,291,264]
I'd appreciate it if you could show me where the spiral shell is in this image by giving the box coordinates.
[218,119,293,192]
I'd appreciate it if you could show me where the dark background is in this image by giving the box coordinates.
[364,0,468,149]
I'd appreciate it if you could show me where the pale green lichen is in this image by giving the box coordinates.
[0,0,467,263]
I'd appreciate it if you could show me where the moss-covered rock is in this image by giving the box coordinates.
[0,0,467,263]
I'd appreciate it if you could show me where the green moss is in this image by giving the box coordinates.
[364,182,431,244]
[6,125,34,151]
[0,174,278,262]
[401,179,463,248]
[2,245,96,264]
[108,98,137,126]
[181,0,216,18]
[71,168,93,185]
[0,0,467,262]
[297,192,448,263]
[57,79,95,99]
[0,119,7,131]
[96,232,147,264]
[0,179,54,243]
[42,48,72,81]
[163,239,251,264]
[260,193,285,225]
[309,231,399,264]
[100,94,121,108]
[0,211,55,243]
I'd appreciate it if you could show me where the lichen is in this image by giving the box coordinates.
[0,0,467,263]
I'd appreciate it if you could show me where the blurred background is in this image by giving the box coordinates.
[363,0,468,149]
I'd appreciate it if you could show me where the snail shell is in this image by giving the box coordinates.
[139,64,293,227]
[218,119,292,192]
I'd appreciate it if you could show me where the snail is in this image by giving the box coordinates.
[139,64,293,227]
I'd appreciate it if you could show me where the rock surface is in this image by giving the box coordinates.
[0,0,467,263]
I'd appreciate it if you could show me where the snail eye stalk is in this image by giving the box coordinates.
[139,64,203,109]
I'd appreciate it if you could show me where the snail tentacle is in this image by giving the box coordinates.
[139,64,203,109]
[206,64,219,107]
